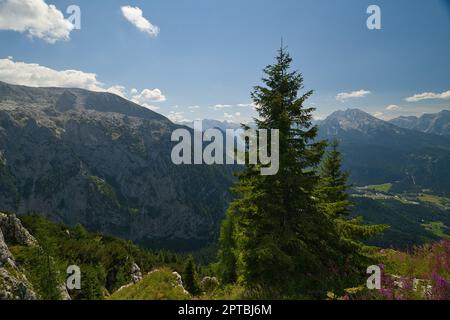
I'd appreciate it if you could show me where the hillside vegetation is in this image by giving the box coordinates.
[8,214,188,299]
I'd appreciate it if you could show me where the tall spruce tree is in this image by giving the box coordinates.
[316,139,387,261]
[216,213,237,284]
[183,256,200,295]
[219,47,349,296]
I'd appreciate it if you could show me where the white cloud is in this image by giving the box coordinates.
[106,85,127,98]
[188,105,200,109]
[237,102,257,110]
[130,89,165,111]
[106,87,165,111]
[405,90,450,102]
[336,90,371,102]
[223,112,234,119]
[373,111,384,119]
[0,0,74,43]
[222,112,253,124]
[0,57,103,90]
[132,88,166,103]
[386,104,401,111]
[237,102,254,107]
[212,104,233,110]
[167,111,187,123]
[121,6,159,37]
[209,102,259,112]
[0,57,166,112]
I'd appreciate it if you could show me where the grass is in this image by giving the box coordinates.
[109,268,191,300]
[365,183,393,193]
[422,221,450,239]
[417,194,450,209]
[87,176,117,201]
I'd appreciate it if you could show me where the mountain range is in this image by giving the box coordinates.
[0,81,233,251]
[1,81,450,252]
[316,109,450,195]
[389,110,450,136]
[180,108,450,196]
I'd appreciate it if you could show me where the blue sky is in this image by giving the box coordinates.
[0,0,449,122]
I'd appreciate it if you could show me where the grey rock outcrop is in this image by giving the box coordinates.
[0,213,37,246]
[0,214,37,300]
[172,271,189,295]
[130,263,143,284]
[200,276,219,293]
[0,228,14,267]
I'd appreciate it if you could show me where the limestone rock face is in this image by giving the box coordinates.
[130,263,143,284]
[0,215,37,300]
[0,228,13,267]
[0,213,37,246]
[58,283,72,301]
[0,81,233,251]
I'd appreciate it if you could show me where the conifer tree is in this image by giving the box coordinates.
[216,212,237,284]
[219,46,346,295]
[316,139,387,253]
[183,256,200,295]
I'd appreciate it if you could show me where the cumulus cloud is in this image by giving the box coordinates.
[223,112,234,120]
[223,112,244,122]
[132,88,166,103]
[373,112,384,119]
[209,102,258,111]
[0,0,74,43]
[167,111,187,123]
[0,57,103,90]
[121,6,159,37]
[0,57,166,111]
[405,90,450,102]
[237,102,257,110]
[336,90,371,102]
[386,104,401,111]
[130,88,166,111]
[212,104,233,110]
[106,85,127,98]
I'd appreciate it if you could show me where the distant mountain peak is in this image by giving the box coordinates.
[321,108,386,134]
[389,109,450,136]
[328,108,377,120]
[0,80,169,123]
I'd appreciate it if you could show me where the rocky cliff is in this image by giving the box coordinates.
[0,212,37,300]
[0,81,234,250]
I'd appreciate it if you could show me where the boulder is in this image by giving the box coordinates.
[0,213,37,246]
[200,276,219,293]
[130,263,143,283]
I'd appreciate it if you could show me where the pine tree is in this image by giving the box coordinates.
[219,46,346,295]
[183,256,200,295]
[316,139,387,252]
[216,211,237,284]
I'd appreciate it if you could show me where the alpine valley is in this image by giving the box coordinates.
[1,81,450,252]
